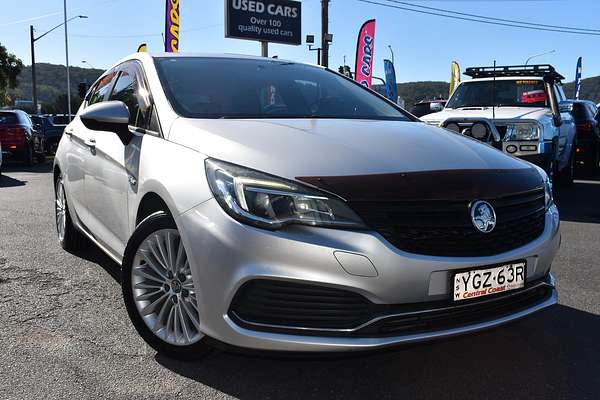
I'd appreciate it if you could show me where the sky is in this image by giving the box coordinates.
[1,0,599,84]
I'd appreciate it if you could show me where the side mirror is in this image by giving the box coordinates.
[430,102,444,112]
[80,101,133,145]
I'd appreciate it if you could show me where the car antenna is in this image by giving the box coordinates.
[492,60,496,122]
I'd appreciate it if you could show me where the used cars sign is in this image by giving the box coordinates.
[225,0,301,45]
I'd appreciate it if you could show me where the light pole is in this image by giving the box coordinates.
[388,45,394,65]
[29,14,87,114]
[524,50,556,66]
[81,60,95,69]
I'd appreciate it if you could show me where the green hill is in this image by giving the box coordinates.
[8,62,103,113]
[562,76,600,103]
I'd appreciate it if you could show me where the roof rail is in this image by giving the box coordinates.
[464,64,564,81]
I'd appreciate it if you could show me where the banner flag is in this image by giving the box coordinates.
[574,57,582,100]
[137,43,147,52]
[383,59,397,102]
[354,19,376,88]
[165,0,180,52]
[449,61,461,97]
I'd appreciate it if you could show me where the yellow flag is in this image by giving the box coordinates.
[449,61,461,96]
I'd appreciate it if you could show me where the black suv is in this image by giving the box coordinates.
[569,100,600,174]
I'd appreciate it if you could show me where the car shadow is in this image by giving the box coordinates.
[67,242,121,283]
[155,305,599,399]
[554,174,600,223]
[0,173,26,187]
[1,160,53,174]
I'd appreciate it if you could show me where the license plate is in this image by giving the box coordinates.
[453,262,526,301]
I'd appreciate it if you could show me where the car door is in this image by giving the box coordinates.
[63,71,117,225]
[84,61,154,257]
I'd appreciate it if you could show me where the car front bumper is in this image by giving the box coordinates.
[176,199,560,352]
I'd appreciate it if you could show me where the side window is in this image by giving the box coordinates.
[109,63,152,129]
[555,84,566,102]
[88,71,117,105]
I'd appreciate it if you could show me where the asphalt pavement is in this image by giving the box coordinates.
[0,161,598,400]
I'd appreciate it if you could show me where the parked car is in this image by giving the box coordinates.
[421,65,577,184]
[411,99,446,117]
[30,114,73,155]
[54,53,560,360]
[567,100,599,173]
[0,110,45,165]
[0,140,3,176]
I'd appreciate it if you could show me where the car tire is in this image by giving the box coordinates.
[55,176,87,251]
[121,212,212,361]
[556,150,575,186]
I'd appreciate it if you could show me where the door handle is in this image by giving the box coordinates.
[85,138,96,151]
[64,128,73,136]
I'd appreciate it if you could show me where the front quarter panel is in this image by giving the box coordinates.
[130,133,212,233]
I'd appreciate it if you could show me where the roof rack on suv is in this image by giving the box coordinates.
[464,64,565,81]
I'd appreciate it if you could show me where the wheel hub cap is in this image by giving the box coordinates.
[131,229,203,346]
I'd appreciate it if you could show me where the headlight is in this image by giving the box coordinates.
[205,159,366,230]
[506,123,540,141]
[544,175,553,209]
[533,166,553,209]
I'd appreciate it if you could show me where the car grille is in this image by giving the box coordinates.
[229,278,554,337]
[229,280,373,329]
[356,282,553,337]
[348,188,546,257]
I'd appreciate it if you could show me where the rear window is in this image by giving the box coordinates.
[0,112,18,125]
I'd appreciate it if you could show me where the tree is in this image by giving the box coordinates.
[0,43,23,106]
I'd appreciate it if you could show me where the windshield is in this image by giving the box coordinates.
[446,79,549,109]
[154,57,411,121]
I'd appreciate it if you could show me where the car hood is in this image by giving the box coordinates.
[421,107,551,123]
[169,118,533,181]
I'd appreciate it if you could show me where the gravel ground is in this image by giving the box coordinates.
[0,162,598,400]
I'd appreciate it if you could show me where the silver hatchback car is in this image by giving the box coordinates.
[54,53,560,360]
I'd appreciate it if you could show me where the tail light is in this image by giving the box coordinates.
[576,122,594,135]
[5,127,26,136]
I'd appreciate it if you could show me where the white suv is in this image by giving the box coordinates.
[421,65,576,184]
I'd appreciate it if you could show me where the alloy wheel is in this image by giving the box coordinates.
[131,229,203,346]
[55,179,67,242]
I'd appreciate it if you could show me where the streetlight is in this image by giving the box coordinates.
[81,60,95,69]
[524,50,556,66]
[306,35,321,65]
[388,45,394,65]
[306,33,332,66]
[29,13,86,114]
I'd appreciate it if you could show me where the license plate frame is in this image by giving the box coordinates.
[453,261,527,302]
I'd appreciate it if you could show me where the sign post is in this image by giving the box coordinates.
[225,0,302,57]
